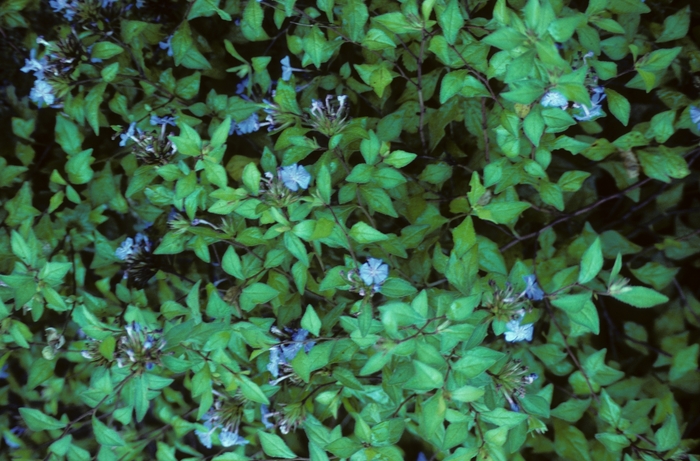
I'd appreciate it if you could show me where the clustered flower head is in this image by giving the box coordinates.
[195,395,249,449]
[119,120,178,165]
[115,233,157,287]
[81,322,165,371]
[342,257,389,297]
[267,328,315,385]
[492,358,539,412]
[306,94,349,137]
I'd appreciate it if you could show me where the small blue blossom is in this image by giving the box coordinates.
[521,275,544,301]
[573,86,606,122]
[504,318,534,342]
[115,233,151,260]
[230,113,260,135]
[49,0,78,21]
[29,80,55,107]
[540,91,567,109]
[281,55,293,81]
[3,427,24,449]
[266,346,281,378]
[359,258,389,287]
[267,328,315,379]
[235,76,249,96]
[195,420,214,448]
[150,114,177,126]
[510,401,520,412]
[219,429,249,447]
[261,404,275,429]
[417,453,428,461]
[20,49,45,78]
[119,122,137,147]
[0,364,8,379]
[135,0,145,7]
[690,105,700,129]
[278,164,311,191]
[159,35,173,57]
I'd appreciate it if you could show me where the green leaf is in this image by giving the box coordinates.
[27,358,56,390]
[20,407,67,431]
[301,305,322,336]
[656,6,690,43]
[669,344,698,382]
[259,432,297,459]
[91,42,124,60]
[630,262,679,291]
[450,386,485,403]
[605,88,630,126]
[476,201,531,225]
[404,361,444,392]
[437,0,464,45]
[349,221,389,244]
[578,237,603,284]
[240,283,279,311]
[384,150,417,168]
[611,286,669,308]
[241,0,269,41]
[93,416,125,446]
[237,375,270,404]
[655,414,681,452]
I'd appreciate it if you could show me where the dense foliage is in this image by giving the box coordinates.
[1,0,699,460]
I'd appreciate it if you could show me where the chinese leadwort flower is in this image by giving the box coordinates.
[229,113,261,135]
[20,49,45,78]
[115,233,151,260]
[540,91,568,109]
[150,114,177,127]
[219,429,249,447]
[690,105,700,130]
[0,364,8,379]
[159,35,173,57]
[359,258,389,287]
[281,55,294,81]
[278,164,311,191]
[573,86,606,122]
[49,0,78,21]
[306,94,349,137]
[521,275,544,301]
[267,328,315,382]
[119,122,138,147]
[29,80,55,107]
[504,317,534,342]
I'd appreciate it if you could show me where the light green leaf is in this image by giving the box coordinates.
[259,432,297,459]
[612,286,669,308]
[578,237,603,284]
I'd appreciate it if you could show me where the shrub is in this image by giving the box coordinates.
[1,0,699,460]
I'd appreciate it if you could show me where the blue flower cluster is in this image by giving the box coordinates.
[502,275,544,343]
[196,408,249,449]
[267,328,315,379]
[229,113,261,136]
[115,233,152,260]
[20,48,55,108]
[573,86,606,122]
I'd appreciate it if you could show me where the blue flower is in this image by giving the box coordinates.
[229,113,260,136]
[281,55,293,81]
[49,0,78,20]
[195,420,214,448]
[159,36,173,57]
[266,346,281,378]
[261,404,274,429]
[359,258,389,286]
[150,114,177,126]
[504,318,534,342]
[521,275,544,301]
[119,122,137,147]
[417,453,428,461]
[3,427,24,449]
[278,164,311,191]
[0,364,8,379]
[20,49,45,78]
[690,106,700,130]
[219,429,249,447]
[573,86,606,122]
[540,91,567,108]
[29,80,55,107]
